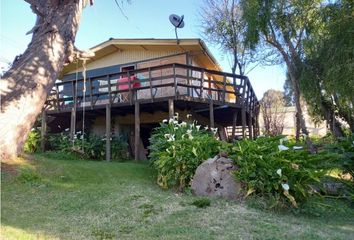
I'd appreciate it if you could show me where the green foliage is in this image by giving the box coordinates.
[24,129,41,153]
[47,132,71,151]
[148,116,222,189]
[228,136,340,208]
[47,132,129,161]
[300,0,354,132]
[324,135,354,179]
[17,167,41,184]
[111,135,129,160]
[191,198,211,208]
[200,0,249,74]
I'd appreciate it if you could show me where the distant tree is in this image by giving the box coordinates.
[240,0,321,139]
[260,90,286,136]
[200,0,250,76]
[0,0,94,160]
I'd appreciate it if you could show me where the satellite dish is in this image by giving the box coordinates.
[169,14,185,44]
[169,14,185,28]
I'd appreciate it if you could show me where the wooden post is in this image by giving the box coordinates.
[200,70,204,99]
[248,112,253,139]
[209,99,214,128]
[107,75,111,105]
[241,79,247,139]
[40,110,47,152]
[255,106,260,137]
[89,78,93,108]
[149,68,153,102]
[128,71,132,105]
[173,64,177,99]
[241,106,246,139]
[168,99,174,119]
[231,111,238,140]
[70,107,76,141]
[134,100,140,161]
[106,104,111,162]
[222,75,226,103]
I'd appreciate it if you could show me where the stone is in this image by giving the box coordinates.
[191,155,242,200]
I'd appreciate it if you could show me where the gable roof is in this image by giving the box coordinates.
[62,38,221,75]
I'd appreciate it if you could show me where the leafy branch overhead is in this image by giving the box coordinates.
[201,0,251,75]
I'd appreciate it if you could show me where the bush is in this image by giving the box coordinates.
[23,128,41,153]
[111,135,129,161]
[47,132,129,161]
[47,132,71,151]
[325,135,354,179]
[17,167,41,184]
[228,136,340,208]
[148,115,222,190]
[191,198,211,208]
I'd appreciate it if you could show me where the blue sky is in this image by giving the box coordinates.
[0,0,286,98]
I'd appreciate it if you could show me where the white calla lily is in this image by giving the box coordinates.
[281,183,290,191]
[278,145,289,151]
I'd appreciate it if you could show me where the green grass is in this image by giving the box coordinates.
[1,152,354,240]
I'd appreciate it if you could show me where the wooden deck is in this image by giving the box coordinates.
[43,63,260,160]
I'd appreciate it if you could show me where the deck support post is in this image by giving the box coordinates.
[209,99,214,128]
[255,111,259,137]
[70,107,76,141]
[168,99,174,119]
[248,112,253,140]
[231,111,238,141]
[241,106,246,139]
[40,110,47,152]
[106,104,111,162]
[134,100,140,161]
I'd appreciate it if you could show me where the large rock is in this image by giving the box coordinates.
[191,155,242,200]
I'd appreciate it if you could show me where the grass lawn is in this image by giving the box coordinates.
[1,152,354,240]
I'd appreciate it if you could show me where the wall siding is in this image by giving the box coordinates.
[66,50,185,75]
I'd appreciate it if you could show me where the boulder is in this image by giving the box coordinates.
[191,155,242,200]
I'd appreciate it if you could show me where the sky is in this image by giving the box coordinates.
[0,0,286,98]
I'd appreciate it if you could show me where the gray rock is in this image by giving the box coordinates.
[191,155,242,200]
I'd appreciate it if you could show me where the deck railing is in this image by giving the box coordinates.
[45,63,258,114]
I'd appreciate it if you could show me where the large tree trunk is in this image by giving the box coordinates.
[321,99,344,138]
[0,0,86,160]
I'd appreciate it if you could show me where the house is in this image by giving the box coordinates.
[43,38,259,160]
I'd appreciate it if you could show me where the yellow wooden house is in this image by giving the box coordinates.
[44,38,259,160]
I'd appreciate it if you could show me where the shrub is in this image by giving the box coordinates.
[325,135,354,179]
[47,132,71,151]
[228,136,340,208]
[17,167,41,184]
[148,115,222,190]
[191,198,211,208]
[47,132,129,161]
[23,128,41,153]
[111,135,129,161]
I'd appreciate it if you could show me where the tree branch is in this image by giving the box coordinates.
[24,0,45,16]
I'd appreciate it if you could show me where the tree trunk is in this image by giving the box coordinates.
[321,99,343,138]
[285,61,309,137]
[295,112,300,141]
[0,0,86,160]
